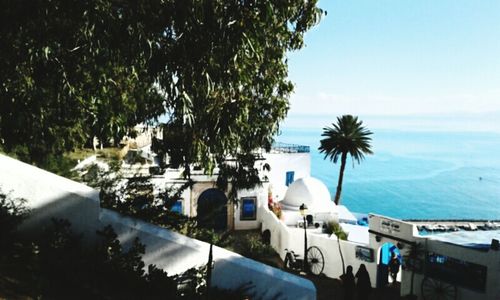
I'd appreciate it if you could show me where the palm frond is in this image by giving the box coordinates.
[318,115,373,165]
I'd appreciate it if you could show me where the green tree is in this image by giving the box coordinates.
[318,115,373,205]
[0,0,324,173]
[0,1,165,163]
[403,242,424,299]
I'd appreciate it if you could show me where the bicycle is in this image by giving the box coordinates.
[284,246,325,276]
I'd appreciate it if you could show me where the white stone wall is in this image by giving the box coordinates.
[261,207,378,287]
[0,154,316,300]
[0,154,102,241]
[100,208,316,299]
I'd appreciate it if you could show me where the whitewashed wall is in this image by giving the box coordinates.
[100,209,316,299]
[234,185,268,230]
[261,207,378,287]
[151,174,269,231]
[308,234,378,287]
[149,177,192,216]
[0,154,316,300]
[263,152,310,201]
[0,154,102,241]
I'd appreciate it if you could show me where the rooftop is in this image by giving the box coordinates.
[423,229,500,250]
[271,142,310,153]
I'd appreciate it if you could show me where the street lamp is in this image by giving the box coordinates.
[299,203,308,273]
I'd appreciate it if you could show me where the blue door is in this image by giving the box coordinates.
[197,188,228,230]
[285,171,295,186]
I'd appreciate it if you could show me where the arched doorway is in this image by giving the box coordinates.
[377,242,402,288]
[262,229,271,245]
[196,188,228,230]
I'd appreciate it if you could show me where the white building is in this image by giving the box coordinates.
[116,141,312,232]
[260,174,500,299]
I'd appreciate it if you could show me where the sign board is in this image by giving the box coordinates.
[369,214,415,241]
[380,219,401,234]
[355,246,374,263]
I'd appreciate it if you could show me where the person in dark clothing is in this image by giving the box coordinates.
[340,265,355,300]
[389,252,400,284]
[355,264,371,300]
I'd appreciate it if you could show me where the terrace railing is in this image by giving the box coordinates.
[271,142,310,153]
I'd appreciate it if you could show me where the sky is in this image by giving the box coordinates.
[286,0,500,120]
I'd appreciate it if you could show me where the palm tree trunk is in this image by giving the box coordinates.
[337,235,345,274]
[334,152,347,205]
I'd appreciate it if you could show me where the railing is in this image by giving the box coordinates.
[271,142,310,153]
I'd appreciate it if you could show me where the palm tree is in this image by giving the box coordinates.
[330,221,347,274]
[319,115,373,205]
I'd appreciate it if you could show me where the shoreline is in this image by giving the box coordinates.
[403,220,500,233]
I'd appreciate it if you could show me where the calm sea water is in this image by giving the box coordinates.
[276,124,500,220]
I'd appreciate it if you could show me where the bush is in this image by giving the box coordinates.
[0,190,276,299]
[270,202,282,219]
[0,190,28,258]
[325,221,348,240]
[35,220,177,299]
[232,232,276,261]
[0,211,179,299]
[37,154,80,180]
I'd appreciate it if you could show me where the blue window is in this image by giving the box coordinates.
[285,171,295,186]
[171,200,183,214]
[240,197,257,220]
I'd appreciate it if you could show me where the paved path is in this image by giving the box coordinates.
[286,271,403,300]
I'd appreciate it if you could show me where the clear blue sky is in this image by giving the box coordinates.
[287,0,500,117]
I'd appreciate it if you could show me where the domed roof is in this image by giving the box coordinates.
[280,177,333,211]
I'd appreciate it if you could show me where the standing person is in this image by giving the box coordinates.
[355,264,371,300]
[340,265,355,300]
[389,252,401,285]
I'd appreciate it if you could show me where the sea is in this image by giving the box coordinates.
[276,114,500,221]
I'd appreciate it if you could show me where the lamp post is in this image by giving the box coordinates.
[299,203,308,273]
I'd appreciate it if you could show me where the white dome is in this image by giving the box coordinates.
[280,177,333,211]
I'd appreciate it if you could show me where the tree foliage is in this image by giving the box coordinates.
[100,176,231,246]
[403,242,424,297]
[0,194,261,299]
[0,190,28,260]
[1,0,324,169]
[0,190,176,299]
[0,1,164,163]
